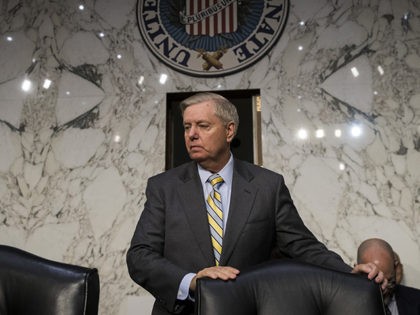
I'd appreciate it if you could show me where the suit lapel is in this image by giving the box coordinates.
[395,285,410,315]
[177,163,215,266]
[220,160,257,265]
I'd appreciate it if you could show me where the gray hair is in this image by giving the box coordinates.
[180,92,239,135]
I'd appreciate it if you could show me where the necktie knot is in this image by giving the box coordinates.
[208,174,224,188]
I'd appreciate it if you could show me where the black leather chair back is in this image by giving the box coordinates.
[196,260,386,315]
[0,245,100,315]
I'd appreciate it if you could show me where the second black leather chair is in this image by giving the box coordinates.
[195,259,386,315]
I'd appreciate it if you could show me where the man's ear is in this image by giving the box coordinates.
[226,121,235,142]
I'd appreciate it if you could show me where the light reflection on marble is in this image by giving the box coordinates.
[0,0,419,314]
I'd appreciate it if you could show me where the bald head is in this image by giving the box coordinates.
[357,238,395,281]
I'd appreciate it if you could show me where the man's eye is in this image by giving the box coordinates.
[199,124,209,129]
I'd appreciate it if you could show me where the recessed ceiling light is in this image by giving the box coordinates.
[21,79,32,92]
[297,128,308,140]
[351,67,359,77]
[159,74,168,84]
[315,129,325,138]
[351,125,362,137]
[114,134,121,143]
[43,79,52,89]
[334,129,342,138]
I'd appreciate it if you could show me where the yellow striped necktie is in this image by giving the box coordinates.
[206,174,224,266]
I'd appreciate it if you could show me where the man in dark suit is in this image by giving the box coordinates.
[127,92,386,315]
[358,238,420,315]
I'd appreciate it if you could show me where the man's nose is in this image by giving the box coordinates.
[187,126,198,139]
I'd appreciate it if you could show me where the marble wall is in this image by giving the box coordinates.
[0,0,419,314]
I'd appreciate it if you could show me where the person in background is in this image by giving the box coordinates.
[357,238,420,315]
[127,92,386,315]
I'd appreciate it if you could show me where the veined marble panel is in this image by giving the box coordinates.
[0,0,419,314]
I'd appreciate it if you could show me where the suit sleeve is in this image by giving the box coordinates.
[274,175,352,273]
[126,176,188,313]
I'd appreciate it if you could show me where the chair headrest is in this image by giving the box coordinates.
[196,259,385,315]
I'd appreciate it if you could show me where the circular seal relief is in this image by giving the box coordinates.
[137,0,289,77]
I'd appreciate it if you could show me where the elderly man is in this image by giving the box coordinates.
[127,92,386,315]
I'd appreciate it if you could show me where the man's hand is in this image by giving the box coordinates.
[189,266,240,292]
[352,262,388,291]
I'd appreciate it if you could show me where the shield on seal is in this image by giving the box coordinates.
[180,0,238,36]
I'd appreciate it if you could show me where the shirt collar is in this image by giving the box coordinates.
[198,154,234,186]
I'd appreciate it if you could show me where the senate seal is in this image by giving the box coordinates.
[137,0,289,77]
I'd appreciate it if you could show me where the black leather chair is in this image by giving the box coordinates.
[195,259,386,315]
[0,245,100,315]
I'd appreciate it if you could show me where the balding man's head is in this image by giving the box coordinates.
[357,238,396,285]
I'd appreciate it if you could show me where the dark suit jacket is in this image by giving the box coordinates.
[395,284,420,315]
[126,159,351,315]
